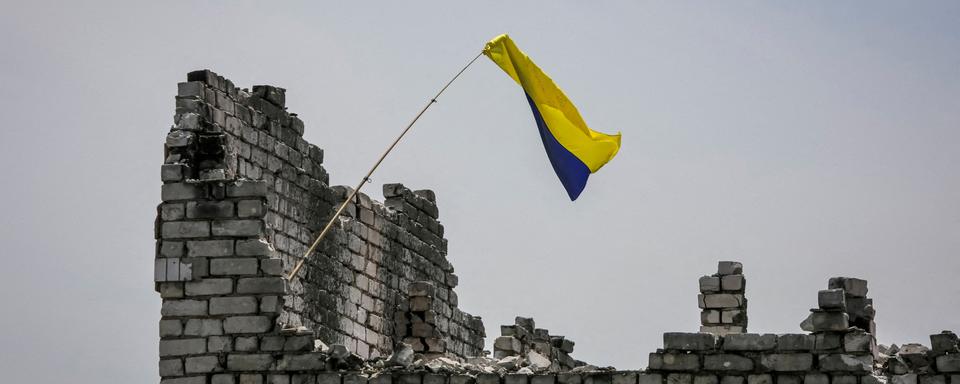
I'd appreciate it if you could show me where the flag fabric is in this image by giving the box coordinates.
[483,34,621,201]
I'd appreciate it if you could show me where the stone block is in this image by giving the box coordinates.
[721,310,745,325]
[650,352,701,371]
[891,375,917,384]
[533,375,557,384]
[719,377,743,384]
[818,354,872,373]
[818,289,846,310]
[283,335,315,351]
[185,355,221,373]
[861,376,884,384]
[453,376,478,384]
[318,373,342,384]
[843,331,875,353]
[227,181,268,197]
[160,338,207,356]
[236,239,275,256]
[800,312,848,332]
[345,374,369,384]
[238,199,266,218]
[183,318,223,336]
[776,334,814,351]
[208,336,232,353]
[187,201,235,219]
[159,358,184,377]
[477,374,500,384]
[162,221,210,239]
[937,355,960,372]
[637,374,662,384]
[162,377,207,384]
[700,325,745,336]
[224,316,273,334]
[833,376,856,384]
[159,319,183,337]
[409,281,436,297]
[260,296,281,313]
[931,331,960,355]
[828,277,868,298]
[919,375,946,384]
[506,374,530,384]
[758,354,813,372]
[693,376,717,384]
[213,220,263,237]
[260,336,283,352]
[185,278,232,296]
[162,183,204,201]
[237,277,287,294]
[227,354,274,370]
[723,334,777,351]
[663,332,719,351]
[774,376,800,384]
[241,374,265,384]
[717,261,743,275]
[210,296,258,315]
[721,275,745,291]
[277,353,327,371]
[700,276,721,293]
[702,310,721,324]
[211,258,259,275]
[235,336,258,352]
[699,294,745,309]
[162,299,207,317]
[802,374,828,384]
[495,336,522,352]
[813,333,842,352]
[745,375,771,384]
[372,375,393,384]
[558,373,582,384]
[269,375,291,384]
[666,374,692,384]
[703,354,754,371]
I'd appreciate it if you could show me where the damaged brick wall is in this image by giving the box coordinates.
[156,68,484,376]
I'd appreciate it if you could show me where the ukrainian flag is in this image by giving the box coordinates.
[484,34,621,201]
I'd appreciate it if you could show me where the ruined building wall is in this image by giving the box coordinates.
[153,70,960,384]
[156,69,484,373]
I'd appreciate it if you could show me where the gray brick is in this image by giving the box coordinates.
[161,299,207,316]
[693,376,716,384]
[828,277,868,298]
[664,332,718,351]
[236,336,259,351]
[938,355,960,372]
[612,373,637,384]
[276,353,328,371]
[746,376,771,384]
[319,373,343,384]
[777,334,814,351]
[183,318,223,336]
[187,201,235,219]
[241,374,266,384]
[532,375,557,384]
[160,203,186,221]
[666,374,692,384]
[723,334,778,351]
[160,338,206,356]
[802,374,828,384]
[208,336,233,353]
[800,311,849,332]
[162,377,207,384]
[159,358,184,377]
[717,261,743,275]
[227,353,274,370]
[224,316,273,334]
[719,377,743,384]
[261,258,283,276]
[162,221,210,239]
[237,277,287,294]
[649,352,700,371]
[699,276,720,293]
[185,355,221,373]
[759,354,813,372]
[260,296,281,313]
[237,239,275,256]
[721,275,745,291]
[704,354,754,371]
[637,374,663,384]
[212,374,236,384]
[162,183,204,201]
[227,180,268,197]
[507,374,530,384]
[843,331,875,353]
[698,294,745,309]
[213,220,263,236]
[211,258,259,275]
[557,374,581,384]
[178,81,206,97]
[270,375,291,384]
[185,278,232,296]
[159,319,183,337]
[210,296,258,315]
[160,241,185,257]
[818,289,846,310]
[238,199,266,218]
[818,354,873,373]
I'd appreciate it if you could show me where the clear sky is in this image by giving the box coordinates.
[1,1,958,382]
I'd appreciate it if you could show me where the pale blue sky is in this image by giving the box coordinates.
[1,1,958,382]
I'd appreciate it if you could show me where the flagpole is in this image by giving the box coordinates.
[286,51,485,281]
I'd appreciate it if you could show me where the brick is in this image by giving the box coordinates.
[213,220,263,236]
[159,358,184,376]
[703,354,754,371]
[160,241,185,257]
[637,374,663,384]
[161,299,207,316]
[818,354,873,373]
[758,353,813,372]
[719,378,743,384]
[720,275,745,291]
[227,180,268,197]
[663,332,718,351]
[802,374,828,384]
[159,319,183,337]
[236,239,275,256]
[937,355,960,372]
[187,201,235,219]
[160,338,206,356]
[224,316,273,333]
[178,81,206,97]
[162,221,210,239]
[261,258,283,276]
[185,278,232,296]
[507,374,530,384]
[698,294,745,309]
[238,199,266,218]
[774,376,799,384]
[919,376,946,384]
[183,318,223,336]
[612,372,638,384]
[717,261,743,275]
[227,354,274,370]
[828,277,868,298]
[185,355,221,373]
[892,375,917,384]
[210,296,258,315]
[843,331,875,353]
[237,277,287,294]
[777,334,814,351]
[532,375,557,384]
[666,374,692,384]
[699,276,720,293]
[241,374,265,384]
[745,376,770,384]
[649,352,700,371]
[236,336,259,351]
[208,336,233,353]
[818,289,846,310]
[162,183,204,201]
[211,258,259,275]
[160,203,186,221]
[260,296,281,313]
[162,377,207,384]
[319,372,343,384]
[800,311,849,332]
[723,334,777,351]
[692,376,716,384]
